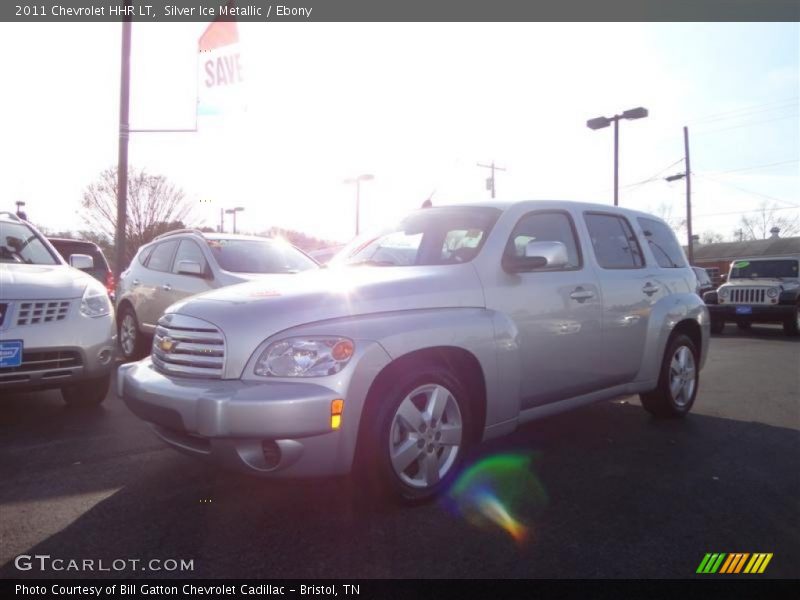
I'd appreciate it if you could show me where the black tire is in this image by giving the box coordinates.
[737,321,751,330]
[61,374,110,408]
[710,319,724,334]
[640,333,699,418]
[357,366,473,504]
[118,305,149,361]
[783,305,800,337]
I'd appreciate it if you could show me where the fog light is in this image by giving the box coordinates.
[261,441,281,468]
[97,348,113,365]
[331,399,344,430]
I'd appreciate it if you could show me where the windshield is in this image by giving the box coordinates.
[729,259,799,280]
[336,207,501,267]
[0,221,59,265]
[206,239,318,274]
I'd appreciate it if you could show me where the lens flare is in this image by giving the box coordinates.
[446,453,546,545]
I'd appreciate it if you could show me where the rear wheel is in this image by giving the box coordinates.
[358,367,472,504]
[640,334,699,418]
[784,305,800,337]
[118,306,149,361]
[61,374,110,408]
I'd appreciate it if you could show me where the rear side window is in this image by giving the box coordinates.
[506,211,582,269]
[138,245,155,265]
[172,240,208,274]
[638,217,687,268]
[584,213,645,269]
[146,241,178,272]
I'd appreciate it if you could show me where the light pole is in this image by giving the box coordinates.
[587,107,649,206]
[344,174,374,235]
[225,207,244,234]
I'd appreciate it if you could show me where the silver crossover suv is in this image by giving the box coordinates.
[119,201,709,501]
[0,212,116,406]
[116,230,319,360]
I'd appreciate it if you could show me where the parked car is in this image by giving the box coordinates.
[116,229,320,361]
[704,256,800,335]
[0,212,115,406]
[692,266,714,296]
[48,237,115,299]
[118,201,709,502]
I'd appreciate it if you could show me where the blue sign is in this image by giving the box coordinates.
[735,306,753,315]
[0,340,23,368]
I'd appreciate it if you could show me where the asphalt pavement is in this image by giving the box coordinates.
[1,324,798,579]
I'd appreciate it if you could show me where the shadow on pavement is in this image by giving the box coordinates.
[2,400,798,579]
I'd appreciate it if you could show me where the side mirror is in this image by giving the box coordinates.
[504,240,569,273]
[176,260,204,277]
[69,254,94,270]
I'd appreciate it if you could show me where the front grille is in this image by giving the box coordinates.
[152,314,225,379]
[16,300,71,326]
[0,350,83,382]
[729,288,767,304]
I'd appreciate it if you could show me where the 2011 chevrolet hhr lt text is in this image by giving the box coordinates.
[119,201,709,501]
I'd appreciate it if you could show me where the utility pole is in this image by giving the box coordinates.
[477,161,506,199]
[115,3,132,282]
[219,208,224,233]
[683,126,693,265]
[664,126,693,264]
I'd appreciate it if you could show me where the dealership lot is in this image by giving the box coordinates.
[1,326,798,579]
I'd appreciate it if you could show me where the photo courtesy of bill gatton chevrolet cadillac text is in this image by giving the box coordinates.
[119,200,710,502]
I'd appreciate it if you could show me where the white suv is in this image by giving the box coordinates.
[0,212,116,406]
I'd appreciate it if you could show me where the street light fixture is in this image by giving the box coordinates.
[586,106,649,206]
[344,174,374,235]
[15,200,26,218]
[225,206,245,234]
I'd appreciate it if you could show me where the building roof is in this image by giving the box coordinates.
[690,236,800,261]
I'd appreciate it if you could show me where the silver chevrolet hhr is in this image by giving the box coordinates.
[119,201,709,501]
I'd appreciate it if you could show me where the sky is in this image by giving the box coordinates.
[0,22,797,244]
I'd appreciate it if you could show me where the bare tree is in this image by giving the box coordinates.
[738,202,800,240]
[81,167,194,267]
[654,202,686,235]
[700,230,725,244]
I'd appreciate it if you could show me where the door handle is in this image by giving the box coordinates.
[642,282,660,296]
[161,283,172,291]
[569,287,595,302]
[131,279,140,286]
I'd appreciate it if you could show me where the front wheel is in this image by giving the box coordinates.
[784,305,800,337]
[118,306,149,361]
[710,319,724,334]
[359,367,472,504]
[640,334,699,418]
[737,321,751,330]
[61,374,110,408]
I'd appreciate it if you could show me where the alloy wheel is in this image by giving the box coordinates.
[669,345,696,407]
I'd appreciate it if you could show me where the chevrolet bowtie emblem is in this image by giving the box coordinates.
[159,337,176,352]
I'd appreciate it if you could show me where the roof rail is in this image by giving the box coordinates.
[154,228,205,240]
[0,211,23,222]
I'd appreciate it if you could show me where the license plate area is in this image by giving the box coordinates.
[0,339,23,368]
[735,306,753,315]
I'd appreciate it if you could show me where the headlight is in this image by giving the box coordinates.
[254,337,355,377]
[718,287,729,298]
[767,287,779,298]
[80,282,111,318]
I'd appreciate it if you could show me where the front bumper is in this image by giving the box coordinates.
[707,304,795,323]
[119,343,392,477]
[0,313,116,391]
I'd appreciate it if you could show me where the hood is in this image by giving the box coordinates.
[723,278,799,290]
[166,264,485,377]
[0,263,94,300]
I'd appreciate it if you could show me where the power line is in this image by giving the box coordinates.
[693,112,799,136]
[687,97,799,125]
[694,172,799,207]
[702,159,799,175]
[692,204,800,219]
